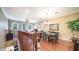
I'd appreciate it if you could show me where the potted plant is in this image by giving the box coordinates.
[67,18,79,42]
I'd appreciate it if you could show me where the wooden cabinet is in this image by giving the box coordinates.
[18,31,33,51]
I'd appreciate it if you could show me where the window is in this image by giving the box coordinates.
[23,24,25,30]
[12,22,18,30]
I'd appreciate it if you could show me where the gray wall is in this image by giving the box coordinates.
[0,8,8,51]
[0,8,8,30]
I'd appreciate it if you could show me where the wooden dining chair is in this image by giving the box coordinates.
[33,32,40,51]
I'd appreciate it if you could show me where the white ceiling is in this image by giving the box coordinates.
[2,7,79,23]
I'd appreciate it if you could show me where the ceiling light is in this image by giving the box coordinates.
[25,9,30,14]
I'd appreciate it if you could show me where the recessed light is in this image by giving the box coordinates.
[25,9,30,14]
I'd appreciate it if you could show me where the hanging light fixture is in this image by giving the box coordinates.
[45,11,49,24]
[25,18,29,23]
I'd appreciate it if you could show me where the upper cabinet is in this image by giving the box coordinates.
[28,23,34,31]
[11,22,19,31]
[8,20,35,31]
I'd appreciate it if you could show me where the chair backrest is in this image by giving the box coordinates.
[49,32,59,39]
[33,32,40,43]
[33,32,40,51]
[18,31,33,51]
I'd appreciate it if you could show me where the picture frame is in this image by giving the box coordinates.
[49,24,59,30]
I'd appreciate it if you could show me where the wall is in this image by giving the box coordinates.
[41,12,79,41]
[0,8,8,50]
[0,8,8,30]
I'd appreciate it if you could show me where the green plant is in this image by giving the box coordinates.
[67,18,79,31]
[67,18,79,38]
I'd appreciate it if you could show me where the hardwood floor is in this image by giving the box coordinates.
[39,40,74,51]
[16,35,74,51]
